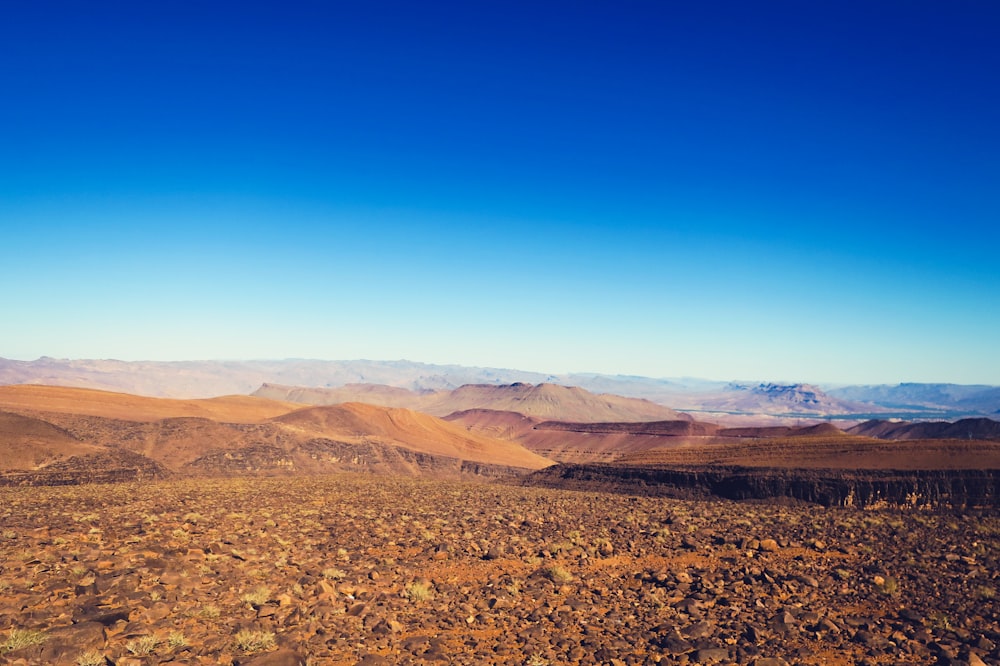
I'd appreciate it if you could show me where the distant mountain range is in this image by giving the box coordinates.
[671,383,881,417]
[1,356,997,419]
[828,383,1000,415]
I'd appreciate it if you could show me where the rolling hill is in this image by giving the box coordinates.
[254,381,688,423]
[446,411,858,464]
[273,402,551,469]
[846,417,1000,441]
[0,412,104,469]
[0,384,299,423]
[0,386,552,484]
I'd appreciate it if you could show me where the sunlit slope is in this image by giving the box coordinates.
[0,385,301,423]
[256,381,686,423]
[272,402,552,469]
[0,411,104,469]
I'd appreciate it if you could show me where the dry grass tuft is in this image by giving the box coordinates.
[234,629,276,653]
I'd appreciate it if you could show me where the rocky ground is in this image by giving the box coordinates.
[0,475,998,666]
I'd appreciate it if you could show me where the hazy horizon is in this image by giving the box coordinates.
[3,2,998,385]
[2,354,998,389]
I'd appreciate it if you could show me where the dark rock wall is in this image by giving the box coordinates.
[526,464,1000,509]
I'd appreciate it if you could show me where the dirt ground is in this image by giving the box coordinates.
[1,475,998,665]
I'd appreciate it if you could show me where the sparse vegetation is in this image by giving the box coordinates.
[543,564,573,584]
[875,575,899,595]
[405,580,434,602]
[2,628,47,653]
[241,585,271,606]
[196,603,221,619]
[125,635,158,656]
[75,650,106,666]
[234,629,276,653]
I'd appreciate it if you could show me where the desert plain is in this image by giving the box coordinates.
[1,382,998,665]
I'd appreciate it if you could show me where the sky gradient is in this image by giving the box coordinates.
[2,1,998,384]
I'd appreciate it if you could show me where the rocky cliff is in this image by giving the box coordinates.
[525,463,1000,509]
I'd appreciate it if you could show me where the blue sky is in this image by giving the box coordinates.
[1,1,998,384]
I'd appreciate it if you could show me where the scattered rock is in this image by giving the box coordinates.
[694,647,730,663]
[239,649,308,665]
[1,474,996,665]
[758,538,780,552]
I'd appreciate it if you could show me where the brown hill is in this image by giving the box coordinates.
[0,386,551,484]
[846,417,1000,441]
[716,422,847,438]
[444,412,718,464]
[534,420,720,436]
[427,383,686,422]
[272,403,551,470]
[255,381,686,423]
[443,409,543,440]
[0,384,300,423]
[0,411,103,469]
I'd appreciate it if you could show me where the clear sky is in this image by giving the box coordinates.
[1,1,998,385]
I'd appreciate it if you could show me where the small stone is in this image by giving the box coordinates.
[758,539,779,552]
[967,654,988,666]
[797,574,819,588]
[684,621,714,639]
[240,649,308,666]
[675,597,701,615]
[753,659,789,666]
[817,617,841,634]
[694,647,730,663]
[770,610,796,632]
[852,630,876,645]
[659,630,694,655]
[356,655,389,666]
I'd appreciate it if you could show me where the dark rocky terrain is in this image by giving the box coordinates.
[2,475,998,666]
[526,463,1000,509]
